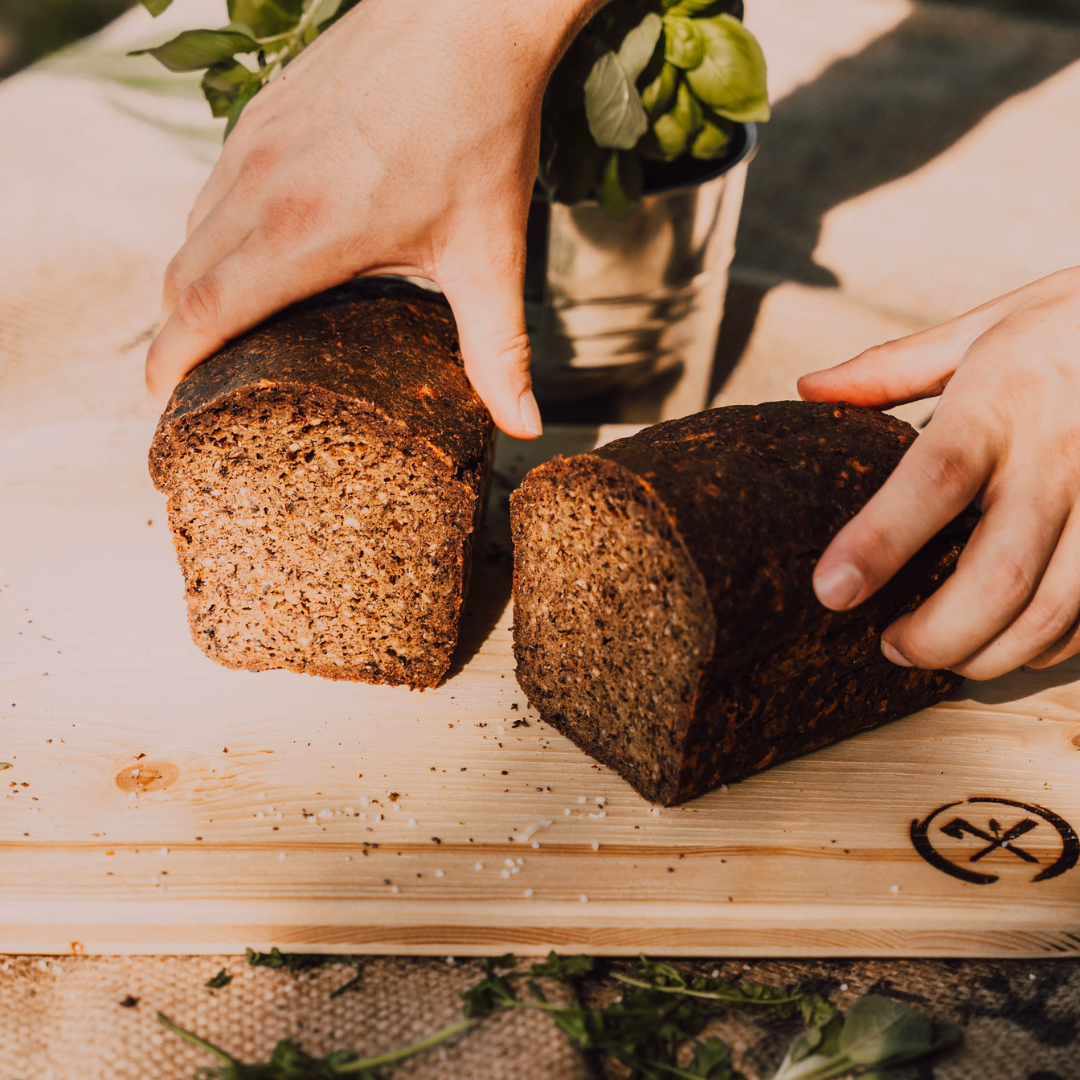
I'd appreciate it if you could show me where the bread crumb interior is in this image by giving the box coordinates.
[512,457,711,801]
[165,390,474,686]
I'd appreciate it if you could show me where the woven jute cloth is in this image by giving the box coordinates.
[1,954,1078,1079]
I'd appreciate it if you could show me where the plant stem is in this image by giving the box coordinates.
[649,1062,727,1080]
[156,1013,237,1065]
[333,1018,477,1073]
[612,973,806,1006]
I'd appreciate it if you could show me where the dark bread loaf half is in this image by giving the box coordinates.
[510,402,976,805]
[149,279,493,688]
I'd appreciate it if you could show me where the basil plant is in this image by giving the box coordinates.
[133,0,768,217]
[543,0,768,216]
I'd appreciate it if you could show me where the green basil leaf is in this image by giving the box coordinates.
[617,12,663,84]
[204,967,233,989]
[929,1022,962,1055]
[641,60,679,120]
[662,15,704,69]
[686,1036,734,1079]
[772,1010,843,1079]
[684,13,769,121]
[584,51,649,150]
[838,995,934,1067]
[690,115,730,159]
[598,150,642,219]
[530,952,595,980]
[201,60,259,118]
[312,0,346,26]
[130,29,260,73]
[666,0,727,14]
[227,0,302,38]
[224,80,262,138]
[138,0,174,15]
[652,78,702,159]
[798,992,839,1028]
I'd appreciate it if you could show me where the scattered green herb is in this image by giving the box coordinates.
[131,0,767,215]
[205,967,234,989]
[161,952,960,1080]
[770,993,960,1080]
[245,947,363,999]
[159,1010,473,1079]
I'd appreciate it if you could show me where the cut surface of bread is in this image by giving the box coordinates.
[150,280,492,688]
[511,402,976,805]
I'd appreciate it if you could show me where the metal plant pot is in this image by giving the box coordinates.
[525,122,758,420]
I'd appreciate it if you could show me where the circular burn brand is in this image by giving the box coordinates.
[910,796,1079,885]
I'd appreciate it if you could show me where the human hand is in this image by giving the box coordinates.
[799,266,1080,680]
[146,0,601,439]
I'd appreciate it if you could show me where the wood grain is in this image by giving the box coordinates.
[1,419,1079,956]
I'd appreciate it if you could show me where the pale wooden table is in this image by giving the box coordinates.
[1,417,1078,957]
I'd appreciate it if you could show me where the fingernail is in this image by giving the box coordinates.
[518,389,543,437]
[881,639,913,667]
[813,563,862,610]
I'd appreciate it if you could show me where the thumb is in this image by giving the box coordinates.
[797,301,1007,408]
[439,248,541,441]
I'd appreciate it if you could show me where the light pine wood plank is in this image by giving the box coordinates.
[1,420,1079,956]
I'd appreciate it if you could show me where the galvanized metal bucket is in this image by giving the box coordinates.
[525,122,758,420]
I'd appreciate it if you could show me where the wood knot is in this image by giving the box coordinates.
[114,760,180,793]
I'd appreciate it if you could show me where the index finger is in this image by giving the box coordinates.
[812,410,994,611]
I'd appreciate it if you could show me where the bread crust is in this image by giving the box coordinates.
[150,279,493,688]
[512,402,976,804]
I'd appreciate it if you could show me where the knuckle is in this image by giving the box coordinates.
[855,341,895,365]
[1018,594,1079,650]
[464,325,532,383]
[493,326,533,368]
[175,274,225,336]
[234,146,279,193]
[263,192,325,247]
[163,254,189,301]
[989,552,1040,613]
[909,441,974,500]
[1026,642,1079,670]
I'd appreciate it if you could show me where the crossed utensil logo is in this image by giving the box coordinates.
[910,796,1079,885]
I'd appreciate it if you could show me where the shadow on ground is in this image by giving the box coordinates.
[713,0,1080,391]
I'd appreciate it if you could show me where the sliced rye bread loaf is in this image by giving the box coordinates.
[510,402,976,805]
[149,279,493,688]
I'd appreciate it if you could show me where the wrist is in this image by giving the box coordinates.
[510,0,611,76]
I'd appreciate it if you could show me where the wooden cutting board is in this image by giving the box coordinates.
[1,418,1078,958]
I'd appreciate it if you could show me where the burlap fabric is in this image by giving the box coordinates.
[1,953,1078,1079]
[4,5,1080,1080]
